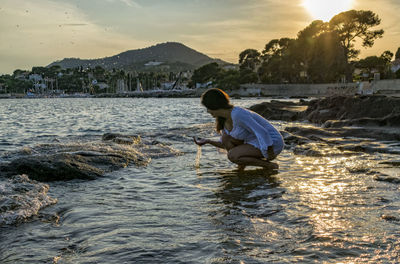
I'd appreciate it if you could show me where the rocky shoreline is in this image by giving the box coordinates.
[250,95,400,185]
[250,95,400,127]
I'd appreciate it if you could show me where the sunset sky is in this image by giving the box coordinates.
[1,0,399,74]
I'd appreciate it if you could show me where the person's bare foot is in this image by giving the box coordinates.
[263,162,279,170]
[237,164,246,172]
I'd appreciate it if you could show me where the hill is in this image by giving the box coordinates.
[48,42,230,72]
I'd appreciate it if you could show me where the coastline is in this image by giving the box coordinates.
[2,80,400,99]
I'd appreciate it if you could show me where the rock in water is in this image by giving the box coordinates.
[249,100,308,121]
[304,95,400,126]
[2,154,104,181]
[0,133,180,182]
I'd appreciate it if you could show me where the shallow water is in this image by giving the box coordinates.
[1,98,399,263]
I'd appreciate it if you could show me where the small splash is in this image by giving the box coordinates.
[195,145,202,168]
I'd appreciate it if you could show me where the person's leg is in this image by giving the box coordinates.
[221,132,244,151]
[227,144,278,170]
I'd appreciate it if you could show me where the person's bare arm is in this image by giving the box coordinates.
[193,137,224,149]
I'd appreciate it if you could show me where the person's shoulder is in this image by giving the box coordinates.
[232,106,250,119]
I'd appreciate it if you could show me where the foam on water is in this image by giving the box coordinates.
[0,175,57,225]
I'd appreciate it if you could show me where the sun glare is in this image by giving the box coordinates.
[302,0,353,22]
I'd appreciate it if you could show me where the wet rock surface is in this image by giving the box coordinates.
[251,95,400,159]
[249,99,308,121]
[304,95,400,126]
[252,96,400,188]
[0,133,181,182]
[252,95,400,129]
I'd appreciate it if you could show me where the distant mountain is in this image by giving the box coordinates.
[48,42,230,72]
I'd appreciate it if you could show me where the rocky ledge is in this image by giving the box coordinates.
[0,133,181,181]
[250,95,400,128]
[251,95,400,185]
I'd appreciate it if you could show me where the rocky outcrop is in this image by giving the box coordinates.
[251,95,400,128]
[303,95,400,127]
[1,154,105,181]
[249,100,308,121]
[0,133,181,181]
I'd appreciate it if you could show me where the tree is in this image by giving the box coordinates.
[258,38,297,83]
[355,50,393,79]
[294,20,329,77]
[380,50,393,63]
[191,62,221,85]
[307,31,347,83]
[329,10,384,81]
[13,69,28,77]
[215,69,240,90]
[239,49,260,71]
[395,47,400,60]
[93,66,106,80]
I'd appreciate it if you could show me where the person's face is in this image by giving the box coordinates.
[207,108,219,118]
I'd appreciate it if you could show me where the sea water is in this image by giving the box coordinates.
[0,97,399,263]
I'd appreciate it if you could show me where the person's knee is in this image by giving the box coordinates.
[227,150,240,163]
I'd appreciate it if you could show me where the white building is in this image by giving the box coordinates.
[117,79,129,93]
[29,74,43,82]
[144,61,163,67]
[161,82,175,90]
[222,64,238,71]
[196,81,213,89]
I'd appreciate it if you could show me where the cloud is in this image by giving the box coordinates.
[59,23,88,27]
[0,0,149,73]
[120,0,141,8]
[104,0,141,8]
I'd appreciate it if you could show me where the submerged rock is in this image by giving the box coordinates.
[381,214,400,222]
[374,174,400,184]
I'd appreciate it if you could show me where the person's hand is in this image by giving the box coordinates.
[193,137,208,146]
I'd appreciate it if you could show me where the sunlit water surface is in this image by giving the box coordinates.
[0,98,399,263]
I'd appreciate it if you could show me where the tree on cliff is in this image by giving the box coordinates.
[329,10,384,81]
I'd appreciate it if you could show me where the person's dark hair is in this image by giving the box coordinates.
[201,88,233,132]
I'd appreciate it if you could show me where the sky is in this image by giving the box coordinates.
[0,0,399,74]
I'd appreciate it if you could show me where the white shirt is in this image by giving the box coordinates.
[222,106,284,158]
